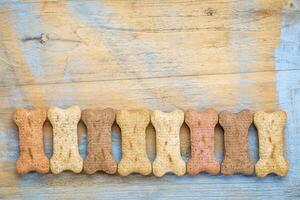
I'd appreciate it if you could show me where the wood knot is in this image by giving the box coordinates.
[286,0,298,10]
[40,33,49,44]
[205,8,216,16]
[22,33,49,44]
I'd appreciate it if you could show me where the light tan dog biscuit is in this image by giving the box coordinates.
[254,110,288,177]
[116,109,152,176]
[14,108,49,174]
[48,106,83,174]
[151,110,186,177]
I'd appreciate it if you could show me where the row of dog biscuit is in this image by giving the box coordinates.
[13,106,289,177]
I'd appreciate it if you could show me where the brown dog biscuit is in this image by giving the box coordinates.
[219,109,254,175]
[151,110,186,177]
[13,108,49,174]
[116,109,152,176]
[48,106,83,174]
[185,108,220,176]
[82,108,117,174]
[254,110,288,177]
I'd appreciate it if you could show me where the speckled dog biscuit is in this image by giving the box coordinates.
[254,110,288,177]
[185,108,220,175]
[219,109,254,175]
[82,108,117,174]
[48,106,83,174]
[151,110,186,177]
[13,108,49,174]
[116,109,152,176]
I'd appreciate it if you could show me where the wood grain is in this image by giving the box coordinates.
[0,0,300,199]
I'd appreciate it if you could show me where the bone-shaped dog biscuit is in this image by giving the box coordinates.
[219,110,254,175]
[48,106,83,174]
[185,108,220,175]
[254,110,288,177]
[151,110,186,177]
[13,108,49,174]
[82,108,117,174]
[116,109,152,176]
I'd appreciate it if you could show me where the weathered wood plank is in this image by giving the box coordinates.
[0,69,299,199]
[0,0,295,88]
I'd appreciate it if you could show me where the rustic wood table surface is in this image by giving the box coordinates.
[0,0,299,199]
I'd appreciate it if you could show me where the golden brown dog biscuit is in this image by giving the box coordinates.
[151,110,186,177]
[185,108,220,175]
[48,106,83,174]
[82,108,117,174]
[13,108,49,174]
[219,109,254,175]
[254,110,288,177]
[116,109,152,176]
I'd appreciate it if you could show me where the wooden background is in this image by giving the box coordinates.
[0,0,300,199]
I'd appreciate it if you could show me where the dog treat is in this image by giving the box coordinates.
[48,106,83,174]
[254,110,288,177]
[116,109,152,176]
[82,108,117,174]
[151,110,186,177]
[185,108,220,175]
[13,108,49,174]
[219,109,254,175]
